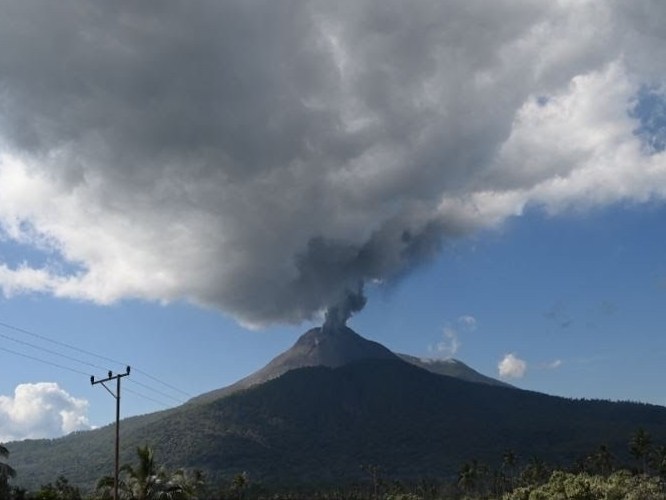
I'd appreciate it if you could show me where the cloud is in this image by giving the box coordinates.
[428,315,476,357]
[430,326,461,358]
[457,315,477,331]
[0,382,92,442]
[544,359,563,370]
[498,353,527,379]
[0,1,664,326]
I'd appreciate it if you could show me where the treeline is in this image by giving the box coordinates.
[2,428,666,499]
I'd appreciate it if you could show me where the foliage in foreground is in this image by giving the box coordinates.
[10,360,666,491]
[504,470,666,500]
[93,445,205,500]
[3,427,666,499]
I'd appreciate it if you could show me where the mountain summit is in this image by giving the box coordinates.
[191,326,398,403]
[191,325,507,403]
[277,325,399,368]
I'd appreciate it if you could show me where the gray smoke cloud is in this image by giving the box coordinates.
[322,285,367,333]
[0,0,665,327]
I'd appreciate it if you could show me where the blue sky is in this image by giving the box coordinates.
[0,0,665,440]
[2,201,665,434]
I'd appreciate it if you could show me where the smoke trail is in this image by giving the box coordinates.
[322,285,367,333]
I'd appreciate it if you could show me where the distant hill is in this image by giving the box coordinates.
[8,327,666,492]
[397,353,513,388]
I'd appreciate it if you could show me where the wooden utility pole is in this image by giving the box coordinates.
[91,366,130,500]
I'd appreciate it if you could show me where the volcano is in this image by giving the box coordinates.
[190,326,398,403]
[9,325,666,492]
[190,325,505,404]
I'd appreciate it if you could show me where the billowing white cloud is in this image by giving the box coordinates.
[498,353,528,379]
[0,383,92,442]
[0,1,664,327]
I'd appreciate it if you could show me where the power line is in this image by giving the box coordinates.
[0,330,109,372]
[0,319,193,400]
[132,367,193,398]
[0,345,90,376]
[127,379,185,405]
[124,387,173,408]
[0,320,121,367]
[0,343,185,413]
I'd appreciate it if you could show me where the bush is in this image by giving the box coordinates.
[504,470,666,500]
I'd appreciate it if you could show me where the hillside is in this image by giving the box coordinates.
[9,358,666,492]
[397,353,513,388]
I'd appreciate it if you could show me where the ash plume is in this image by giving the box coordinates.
[322,286,367,334]
[0,1,665,327]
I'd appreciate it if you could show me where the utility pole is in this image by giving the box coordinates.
[91,366,130,500]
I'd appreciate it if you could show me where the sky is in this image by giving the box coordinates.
[0,0,665,441]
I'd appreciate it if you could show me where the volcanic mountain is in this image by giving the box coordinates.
[190,325,507,404]
[9,325,666,492]
[191,325,399,403]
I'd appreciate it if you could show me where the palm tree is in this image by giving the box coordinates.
[502,449,518,490]
[231,471,249,500]
[0,443,17,498]
[458,460,487,496]
[96,445,199,499]
[122,445,160,500]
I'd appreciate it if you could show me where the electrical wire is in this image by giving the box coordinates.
[128,379,185,404]
[0,345,90,376]
[124,387,173,409]
[0,330,106,373]
[132,367,193,398]
[0,340,182,409]
[0,319,193,407]
[0,320,120,367]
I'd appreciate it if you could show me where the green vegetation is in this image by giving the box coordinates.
[1,443,18,499]
[31,476,82,500]
[4,428,666,499]
[505,471,665,500]
[7,360,666,496]
[6,429,666,500]
[93,445,205,499]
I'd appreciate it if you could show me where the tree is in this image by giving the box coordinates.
[361,464,382,499]
[519,456,549,486]
[504,470,666,500]
[629,427,652,474]
[0,443,17,499]
[587,444,615,476]
[230,472,249,500]
[458,460,488,497]
[651,445,666,479]
[502,449,519,491]
[122,445,159,500]
[34,475,82,500]
[95,445,202,500]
